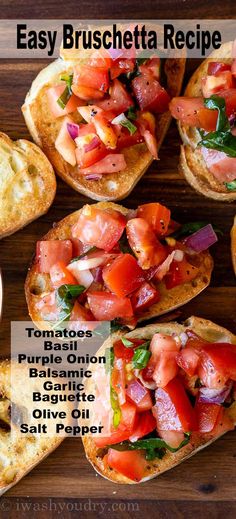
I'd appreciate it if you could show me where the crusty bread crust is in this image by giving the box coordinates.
[25,201,213,328]
[178,42,236,202]
[0,359,72,496]
[231,215,236,275]
[82,316,236,484]
[0,132,56,239]
[22,57,186,201]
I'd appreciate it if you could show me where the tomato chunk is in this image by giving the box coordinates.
[50,261,77,288]
[72,205,126,251]
[137,202,171,236]
[131,282,160,313]
[47,85,83,118]
[202,71,233,98]
[169,97,218,132]
[107,449,146,482]
[87,291,133,321]
[132,74,170,113]
[152,352,179,388]
[129,411,156,441]
[73,65,109,93]
[126,218,167,269]
[79,154,127,175]
[114,338,145,361]
[153,378,197,432]
[164,257,199,289]
[103,254,145,297]
[36,240,72,273]
[199,343,236,388]
[97,79,133,113]
[207,62,231,75]
[195,401,221,433]
[176,348,199,377]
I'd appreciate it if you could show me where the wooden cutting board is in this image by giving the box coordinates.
[0,54,236,510]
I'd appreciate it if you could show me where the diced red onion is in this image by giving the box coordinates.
[198,383,232,404]
[67,122,80,140]
[107,47,124,60]
[184,224,218,253]
[85,174,103,181]
[91,266,103,283]
[126,380,148,404]
[155,250,184,281]
[84,136,100,153]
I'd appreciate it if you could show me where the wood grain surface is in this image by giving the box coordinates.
[0,2,236,517]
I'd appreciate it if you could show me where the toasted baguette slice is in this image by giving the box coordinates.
[0,359,71,495]
[178,42,236,202]
[22,57,185,201]
[0,132,56,239]
[82,316,236,484]
[25,201,213,329]
[231,215,236,275]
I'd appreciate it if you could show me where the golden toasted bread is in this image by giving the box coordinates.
[25,201,213,329]
[178,42,236,202]
[0,132,56,239]
[82,316,236,484]
[231,215,236,275]
[0,359,72,495]
[22,57,185,201]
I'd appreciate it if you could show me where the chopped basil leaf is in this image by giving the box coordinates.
[57,73,73,109]
[132,342,151,370]
[121,337,134,348]
[53,284,85,328]
[105,347,114,374]
[224,179,236,191]
[112,114,137,135]
[109,433,191,461]
[110,386,121,428]
[126,106,137,121]
[69,246,98,264]
[198,95,236,157]
[171,221,223,239]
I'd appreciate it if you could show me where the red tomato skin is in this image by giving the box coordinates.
[116,128,144,150]
[97,79,133,113]
[199,343,236,387]
[129,410,156,441]
[87,291,133,321]
[153,378,197,432]
[94,401,137,448]
[169,97,218,131]
[132,75,170,113]
[110,58,135,79]
[49,261,77,288]
[164,258,199,290]
[103,254,145,298]
[36,240,72,273]
[195,401,221,433]
[76,141,107,168]
[126,218,167,270]
[208,407,234,436]
[202,71,233,98]
[107,449,146,482]
[131,282,160,313]
[176,348,199,377]
[113,338,145,362]
[72,206,126,252]
[152,351,179,388]
[207,62,231,75]
[73,65,109,93]
[70,301,94,322]
[46,85,83,118]
[137,202,171,236]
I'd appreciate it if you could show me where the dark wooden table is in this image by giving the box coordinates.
[0,1,236,517]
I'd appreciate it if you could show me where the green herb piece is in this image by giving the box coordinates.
[105,347,114,374]
[109,433,191,461]
[110,386,121,428]
[198,95,236,157]
[204,96,229,132]
[224,179,236,191]
[53,284,85,328]
[132,341,151,370]
[57,73,73,109]
[69,246,98,264]
[112,113,137,135]
[126,106,137,121]
[171,221,223,239]
[121,337,134,348]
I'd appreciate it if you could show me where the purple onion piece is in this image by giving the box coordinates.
[184,224,218,253]
[85,174,103,181]
[67,122,80,140]
[198,383,233,404]
[84,136,100,153]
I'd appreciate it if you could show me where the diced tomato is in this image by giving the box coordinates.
[77,105,104,123]
[114,338,145,362]
[199,343,236,388]
[87,291,133,321]
[107,449,146,482]
[169,97,218,131]
[195,401,221,433]
[72,84,105,101]
[49,261,77,288]
[97,79,133,113]
[201,148,236,183]
[153,378,197,432]
[176,348,199,377]
[209,407,234,436]
[218,88,236,118]
[152,352,179,388]
[94,401,137,448]
[131,282,160,313]
[110,58,135,79]
[137,203,171,237]
[103,254,145,298]
[139,57,160,80]
[87,49,112,70]
[55,116,76,166]
[116,127,144,150]
[46,85,83,118]
[80,154,127,175]
[119,401,137,429]
[76,142,107,169]
[126,218,167,270]
[72,205,126,251]
[92,113,117,149]
[142,130,158,158]
[129,410,156,441]
[70,300,94,322]
[132,74,170,113]
[164,257,199,289]
[112,358,127,405]
[201,71,233,98]
[73,65,109,93]
[36,240,72,273]
[207,62,231,75]
[150,333,180,358]
[158,430,185,448]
